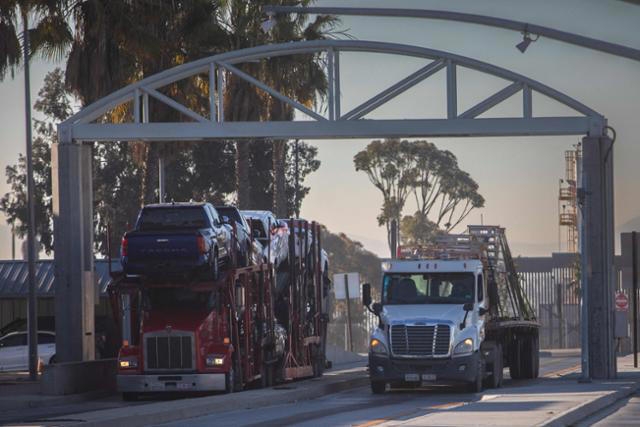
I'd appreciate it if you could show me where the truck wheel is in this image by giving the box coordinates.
[261,364,274,388]
[520,334,539,379]
[371,381,386,394]
[533,335,540,378]
[467,355,484,393]
[509,340,523,380]
[484,343,503,389]
[211,251,219,281]
[122,392,138,401]
[225,367,235,393]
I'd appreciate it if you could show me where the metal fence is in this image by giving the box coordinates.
[516,253,582,349]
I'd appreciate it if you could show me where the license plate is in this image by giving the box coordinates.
[422,374,437,381]
[177,383,191,390]
[404,373,420,382]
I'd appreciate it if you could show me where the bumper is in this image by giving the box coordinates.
[369,352,479,385]
[122,258,208,276]
[117,373,225,393]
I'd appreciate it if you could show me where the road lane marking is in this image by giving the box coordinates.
[353,401,467,426]
[543,363,581,378]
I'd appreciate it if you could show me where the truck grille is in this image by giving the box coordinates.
[390,324,451,357]
[145,333,194,371]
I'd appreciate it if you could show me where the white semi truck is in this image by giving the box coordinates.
[362,225,539,393]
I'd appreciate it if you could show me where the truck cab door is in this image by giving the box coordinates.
[476,273,487,339]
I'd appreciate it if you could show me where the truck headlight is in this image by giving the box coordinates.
[205,355,225,366]
[119,356,138,369]
[453,338,474,355]
[370,338,388,355]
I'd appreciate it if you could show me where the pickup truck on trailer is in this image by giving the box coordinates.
[121,203,231,281]
[363,225,539,394]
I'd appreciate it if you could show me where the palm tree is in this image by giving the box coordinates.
[262,9,336,217]
[0,0,71,380]
[219,0,337,213]
[65,0,226,205]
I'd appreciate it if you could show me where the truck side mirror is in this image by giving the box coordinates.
[479,307,489,316]
[372,302,382,316]
[362,283,372,307]
[461,302,473,330]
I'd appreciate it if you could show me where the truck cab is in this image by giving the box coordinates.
[364,227,540,394]
[364,257,489,393]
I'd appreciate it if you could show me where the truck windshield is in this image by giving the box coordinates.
[216,207,242,225]
[145,288,211,311]
[382,272,475,305]
[138,207,208,231]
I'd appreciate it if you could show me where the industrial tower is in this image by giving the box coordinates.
[558,144,582,253]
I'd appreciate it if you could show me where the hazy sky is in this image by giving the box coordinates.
[0,0,639,259]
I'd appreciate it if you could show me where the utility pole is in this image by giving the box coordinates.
[294,139,300,218]
[21,9,38,381]
[11,225,15,260]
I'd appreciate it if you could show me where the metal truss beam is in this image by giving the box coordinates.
[61,39,604,141]
[263,6,640,63]
[70,117,594,141]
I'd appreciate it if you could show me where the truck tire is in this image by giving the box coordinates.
[371,381,386,394]
[261,364,274,388]
[520,334,540,379]
[467,355,484,393]
[225,367,235,393]
[509,340,523,380]
[211,250,219,281]
[483,343,503,389]
[122,392,138,401]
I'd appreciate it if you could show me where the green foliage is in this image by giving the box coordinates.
[321,227,381,296]
[354,138,417,253]
[355,138,485,253]
[0,1,72,81]
[400,212,442,246]
[0,68,71,253]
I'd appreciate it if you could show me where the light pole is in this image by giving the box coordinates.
[294,139,300,218]
[21,8,38,381]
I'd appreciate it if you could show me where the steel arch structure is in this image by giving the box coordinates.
[53,39,615,379]
[59,39,606,142]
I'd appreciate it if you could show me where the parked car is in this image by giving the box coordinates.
[216,205,258,267]
[0,331,56,372]
[0,316,119,359]
[121,202,231,280]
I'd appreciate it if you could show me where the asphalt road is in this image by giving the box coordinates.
[157,354,581,427]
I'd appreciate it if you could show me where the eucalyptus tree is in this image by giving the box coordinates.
[354,138,418,254]
[354,138,484,253]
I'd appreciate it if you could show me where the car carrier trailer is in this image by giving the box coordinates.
[363,225,539,393]
[108,219,329,400]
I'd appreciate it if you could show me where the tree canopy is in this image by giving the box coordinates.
[354,138,485,253]
[0,2,331,256]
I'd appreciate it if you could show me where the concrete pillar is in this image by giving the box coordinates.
[52,140,95,362]
[582,135,616,379]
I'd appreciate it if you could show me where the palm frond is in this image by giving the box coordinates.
[30,13,72,61]
[0,19,21,80]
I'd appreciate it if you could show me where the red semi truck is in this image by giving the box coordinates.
[108,219,329,400]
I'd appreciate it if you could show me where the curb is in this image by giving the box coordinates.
[60,370,368,427]
[0,390,112,412]
[541,381,640,427]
